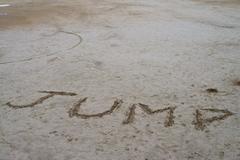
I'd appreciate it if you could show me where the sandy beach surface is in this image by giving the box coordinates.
[0,0,240,160]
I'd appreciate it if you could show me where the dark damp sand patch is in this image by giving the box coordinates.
[233,79,240,86]
[0,1,93,30]
[0,1,154,30]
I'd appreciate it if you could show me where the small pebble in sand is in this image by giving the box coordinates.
[206,88,218,93]
[233,80,240,86]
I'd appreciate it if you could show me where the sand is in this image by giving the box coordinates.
[0,0,240,160]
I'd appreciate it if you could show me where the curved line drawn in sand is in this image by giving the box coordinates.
[0,30,83,65]
[59,31,83,50]
[68,97,123,118]
[192,108,234,130]
[122,103,176,127]
[6,91,77,109]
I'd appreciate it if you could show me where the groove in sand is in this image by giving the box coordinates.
[68,98,123,119]
[6,91,77,109]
